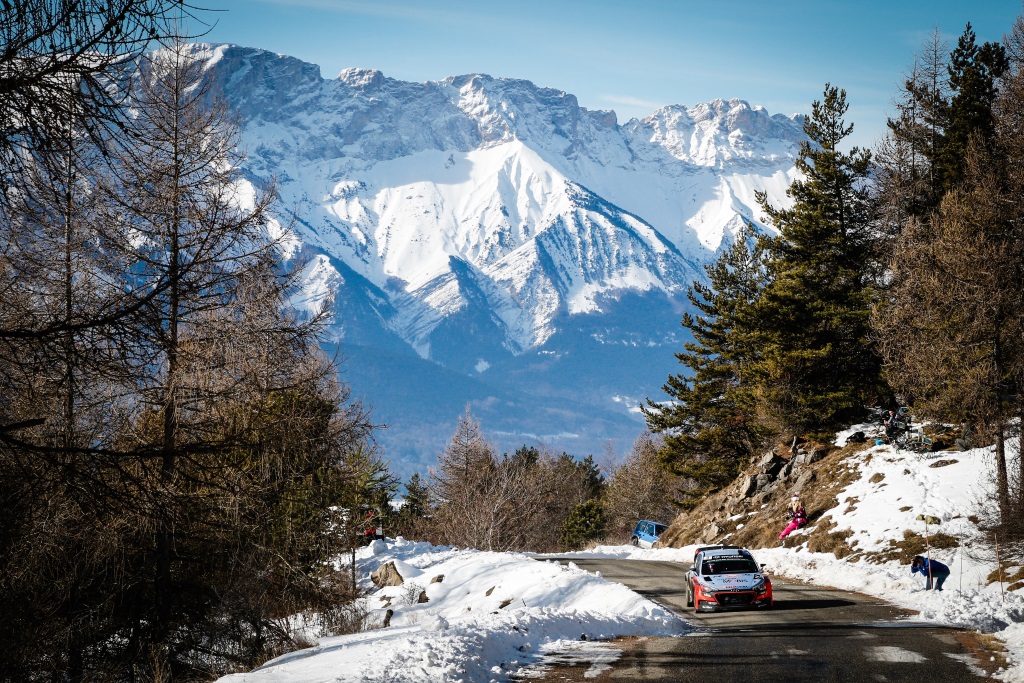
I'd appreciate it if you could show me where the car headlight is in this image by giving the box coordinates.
[752,577,768,595]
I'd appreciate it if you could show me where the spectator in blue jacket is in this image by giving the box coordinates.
[911,555,950,590]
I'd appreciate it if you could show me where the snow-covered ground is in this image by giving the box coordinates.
[219,433,1024,682]
[217,540,684,683]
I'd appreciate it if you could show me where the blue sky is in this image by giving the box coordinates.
[198,0,1022,149]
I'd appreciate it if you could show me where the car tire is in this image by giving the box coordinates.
[630,536,639,546]
[685,583,693,607]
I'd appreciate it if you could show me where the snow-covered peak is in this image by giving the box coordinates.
[631,98,804,167]
[337,67,386,89]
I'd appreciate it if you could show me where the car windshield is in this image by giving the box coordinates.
[703,559,758,575]
[653,524,667,535]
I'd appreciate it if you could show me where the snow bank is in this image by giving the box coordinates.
[217,538,685,683]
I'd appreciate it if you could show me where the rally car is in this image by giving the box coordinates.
[685,546,773,611]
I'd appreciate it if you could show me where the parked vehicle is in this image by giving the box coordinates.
[630,520,668,548]
[686,546,773,611]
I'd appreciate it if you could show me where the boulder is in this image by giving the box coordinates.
[701,524,722,543]
[795,469,817,490]
[430,574,445,584]
[743,475,758,498]
[807,448,827,464]
[371,561,404,588]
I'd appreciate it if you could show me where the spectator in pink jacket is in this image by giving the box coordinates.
[779,496,808,539]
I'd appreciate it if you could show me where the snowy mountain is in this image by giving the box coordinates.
[192,43,805,474]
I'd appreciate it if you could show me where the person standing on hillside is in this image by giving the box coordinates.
[911,555,950,591]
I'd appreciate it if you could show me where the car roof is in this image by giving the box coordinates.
[699,549,758,563]
[702,549,747,558]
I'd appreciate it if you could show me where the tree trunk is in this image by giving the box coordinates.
[155,83,183,646]
[1019,405,1024,519]
[996,424,1010,527]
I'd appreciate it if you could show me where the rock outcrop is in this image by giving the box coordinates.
[657,438,868,553]
[370,560,405,588]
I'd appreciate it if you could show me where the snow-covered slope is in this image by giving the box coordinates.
[190,43,805,471]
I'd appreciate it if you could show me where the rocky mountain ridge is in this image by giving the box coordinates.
[186,43,807,473]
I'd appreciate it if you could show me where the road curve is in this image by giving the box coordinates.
[529,557,989,682]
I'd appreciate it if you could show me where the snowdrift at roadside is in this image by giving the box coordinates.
[217,538,685,683]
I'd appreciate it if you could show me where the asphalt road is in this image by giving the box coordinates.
[528,557,990,682]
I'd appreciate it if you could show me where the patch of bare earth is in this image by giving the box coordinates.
[953,631,1010,676]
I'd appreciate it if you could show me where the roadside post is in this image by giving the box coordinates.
[996,531,1005,604]
[916,514,941,588]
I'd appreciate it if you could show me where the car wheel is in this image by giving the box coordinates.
[630,536,639,546]
[685,583,693,607]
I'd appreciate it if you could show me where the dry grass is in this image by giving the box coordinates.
[868,530,960,564]
[986,563,1024,590]
[868,472,885,484]
[928,459,958,468]
[805,519,857,558]
[953,631,1009,676]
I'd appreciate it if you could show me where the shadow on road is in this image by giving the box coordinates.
[769,598,856,611]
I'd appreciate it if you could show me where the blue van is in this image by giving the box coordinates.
[630,520,668,548]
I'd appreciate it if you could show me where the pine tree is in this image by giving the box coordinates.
[403,473,430,520]
[884,24,1007,220]
[643,226,768,504]
[0,1,195,209]
[428,408,504,549]
[559,499,605,551]
[881,29,949,224]
[752,85,881,437]
[941,24,1007,188]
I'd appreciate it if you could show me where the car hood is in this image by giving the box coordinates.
[698,573,764,590]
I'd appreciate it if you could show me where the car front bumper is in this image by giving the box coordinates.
[697,589,772,610]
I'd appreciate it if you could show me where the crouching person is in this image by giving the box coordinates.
[911,555,950,591]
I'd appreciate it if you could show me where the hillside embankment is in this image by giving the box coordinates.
[657,429,964,564]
